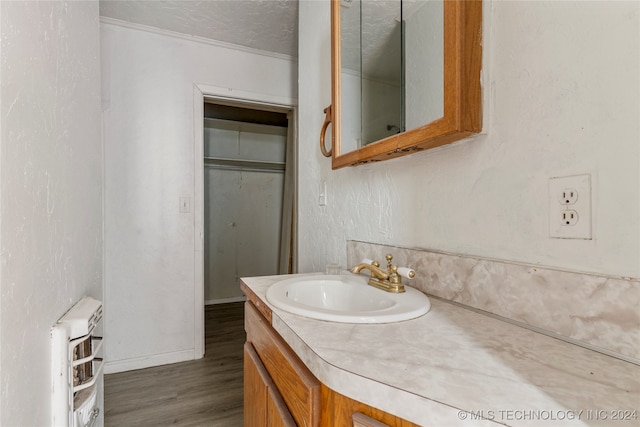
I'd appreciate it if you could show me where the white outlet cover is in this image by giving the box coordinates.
[549,174,592,239]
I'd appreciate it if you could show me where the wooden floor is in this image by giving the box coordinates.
[104,302,245,426]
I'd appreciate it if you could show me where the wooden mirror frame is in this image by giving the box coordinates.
[326,0,483,169]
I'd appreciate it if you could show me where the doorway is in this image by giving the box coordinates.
[192,86,297,359]
[202,102,295,304]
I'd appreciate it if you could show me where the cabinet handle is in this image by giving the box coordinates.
[320,105,333,157]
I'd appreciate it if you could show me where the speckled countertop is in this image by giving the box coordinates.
[241,274,640,427]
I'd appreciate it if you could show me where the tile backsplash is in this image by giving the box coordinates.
[347,240,640,363]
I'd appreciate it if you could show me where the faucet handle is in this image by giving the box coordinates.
[384,253,416,280]
[361,258,380,267]
[397,267,415,280]
[385,254,393,267]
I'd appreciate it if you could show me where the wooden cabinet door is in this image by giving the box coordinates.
[244,343,268,426]
[244,342,296,427]
[267,387,296,427]
[245,302,320,426]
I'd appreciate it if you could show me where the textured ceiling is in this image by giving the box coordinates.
[99,0,299,57]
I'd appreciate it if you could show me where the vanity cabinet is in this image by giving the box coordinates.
[244,342,296,426]
[245,301,321,426]
[243,296,420,427]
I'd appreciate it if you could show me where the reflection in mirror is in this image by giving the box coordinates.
[339,0,444,153]
[341,0,403,151]
[404,0,443,130]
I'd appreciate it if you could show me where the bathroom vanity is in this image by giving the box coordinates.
[242,274,639,427]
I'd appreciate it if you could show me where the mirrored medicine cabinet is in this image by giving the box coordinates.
[321,0,483,169]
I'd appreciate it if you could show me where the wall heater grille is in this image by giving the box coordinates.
[52,297,104,427]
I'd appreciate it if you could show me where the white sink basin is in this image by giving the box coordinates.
[265,274,431,323]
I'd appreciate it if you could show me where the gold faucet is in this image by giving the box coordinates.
[350,254,413,293]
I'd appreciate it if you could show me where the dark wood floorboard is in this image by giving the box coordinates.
[104,302,245,426]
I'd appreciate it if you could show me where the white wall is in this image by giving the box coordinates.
[0,2,103,426]
[101,21,296,371]
[298,1,640,279]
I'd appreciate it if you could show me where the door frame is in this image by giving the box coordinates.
[192,84,297,358]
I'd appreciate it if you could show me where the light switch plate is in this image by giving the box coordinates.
[179,197,191,213]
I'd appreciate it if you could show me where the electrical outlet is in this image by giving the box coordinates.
[549,174,592,239]
[559,189,578,205]
[561,209,579,226]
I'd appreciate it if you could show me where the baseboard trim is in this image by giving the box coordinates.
[205,296,246,305]
[104,349,195,374]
